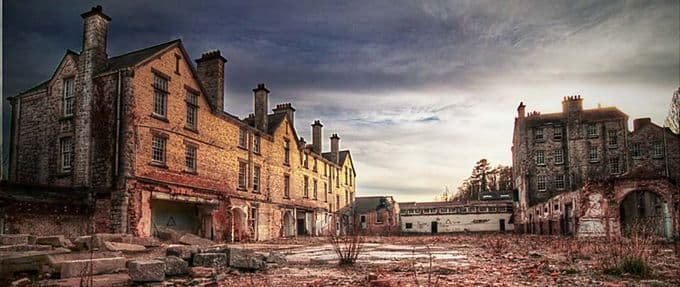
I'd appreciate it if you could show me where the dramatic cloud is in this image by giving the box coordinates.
[3,0,678,201]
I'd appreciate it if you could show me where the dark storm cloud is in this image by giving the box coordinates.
[3,0,678,200]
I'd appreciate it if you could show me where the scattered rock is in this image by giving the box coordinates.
[10,278,30,287]
[529,251,543,258]
[265,251,287,264]
[0,248,71,274]
[0,244,52,252]
[193,253,228,268]
[104,241,146,252]
[228,248,266,271]
[189,266,214,278]
[166,244,199,261]
[59,257,126,278]
[128,260,165,282]
[0,234,31,245]
[35,235,75,249]
[155,227,181,243]
[120,235,162,247]
[178,233,215,246]
[156,256,189,276]
[310,258,328,265]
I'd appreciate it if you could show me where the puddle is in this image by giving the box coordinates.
[285,243,467,264]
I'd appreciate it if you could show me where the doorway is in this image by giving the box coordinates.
[431,221,438,234]
[499,219,506,232]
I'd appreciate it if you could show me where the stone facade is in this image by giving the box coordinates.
[5,6,356,241]
[513,96,680,238]
[341,196,400,236]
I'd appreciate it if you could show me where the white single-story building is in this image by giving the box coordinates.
[399,200,514,233]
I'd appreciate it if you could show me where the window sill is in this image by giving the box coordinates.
[150,162,168,169]
[184,126,198,134]
[237,187,247,192]
[651,155,664,159]
[238,145,248,151]
[151,113,169,122]
[588,160,600,164]
[252,190,260,194]
[607,144,618,149]
[253,151,261,156]
[283,163,290,167]
[536,163,546,166]
[534,139,545,143]
[183,170,197,175]
[555,162,564,165]
[56,171,72,178]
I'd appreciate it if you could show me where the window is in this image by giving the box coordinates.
[185,144,197,172]
[324,183,328,202]
[345,167,348,185]
[152,136,166,164]
[587,124,597,137]
[303,176,309,198]
[284,175,290,198]
[554,149,564,164]
[360,215,367,229]
[239,129,247,148]
[313,179,318,199]
[153,74,168,117]
[588,146,599,162]
[553,126,563,139]
[238,161,247,189]
[248,207,257,240]
[555,174,566,190]
[376,211,384,223]
[535,150,545,165]
[283,140,290,165]
[652,142,664,158]
[253,135,261,154]
[63,78,75,116]
[350,169,353,186]
[534,128,544,140]
[607,130,617,146]
[253,165,261,192]
[174,54,181,74]
[186,91,198,129]
[60,137,73,172]
[631,142,642,157]
[609,157,620,174]
[324,163,328,176]
[313,158,318,172]
[405,223,413,229]
[303,154,309,168]
[537,175,547,191]
[336,168,340,187]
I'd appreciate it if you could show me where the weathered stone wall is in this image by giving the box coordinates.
[1,202,90,237]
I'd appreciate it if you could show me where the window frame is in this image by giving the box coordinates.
[60,136,73,172]
[554,149,564,165]
[303,176,309,198]
[238,129,248,149]
[588,146,599,162]
[537,175,547,191]
[587,124,598,138]
[631,142,642,158]
[283,174,291,199]
[283,139,290,165]
[184,143,197,173]
[62,78,75,117]
[252,165,261,192]
[553,126,563,140]
[253,134,261,154]
[151,135,167,165]
[238,161,248,190]
[152,73,169,118]
[609,156,620,174]
[652,142,664,158]
[185,90,199,130]
[607,130,618,147]
[555,174,566,190]
[534,128,544,141]
[535,150,545,165]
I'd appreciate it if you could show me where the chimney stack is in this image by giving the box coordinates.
[330,134,340,163]
[562,95,583,115]
[81,5,110,71]
[253,83,269,132]
[311,120,323,154]
[196,50,227,112]
[633,118,652,131]
[272,103,296,127]
[517,102,525,118]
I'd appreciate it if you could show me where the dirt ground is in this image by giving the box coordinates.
[217,234,680,287]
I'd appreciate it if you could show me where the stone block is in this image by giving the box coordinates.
[265,251,287,264]
[189,266,214,278]
[104,241,146,252]
[0,248,71,274]
[35,235,75,249]
[166,244,198,260]
[0,244,52,252]
[47,251,122,273]
[0,234,31,245]
[178,233,214,246]
[228,248,266,271]
[120,235,161,247]
[128,260,165,282]
[156,256,189,276]
[193,253,228,268]
[155,227,180,243]
[59,257,126,278]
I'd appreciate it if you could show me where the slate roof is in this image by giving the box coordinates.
[100,39,180,74]
[340,196,395,215]
[524,107,627,127]
[242,112,288,135]
[399,200,513,209]
[322,150,350,165]
[18,79,50,95]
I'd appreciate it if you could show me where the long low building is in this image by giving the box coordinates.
[399,201,514,234]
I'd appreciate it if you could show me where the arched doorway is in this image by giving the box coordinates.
[231,208,247,242]
[619,190,669,237]
[283,211,294,237]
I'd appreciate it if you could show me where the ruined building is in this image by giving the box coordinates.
[339,196,400,236]
[4,6,356,241]
[512,96,679,239]
[400,200,514,233]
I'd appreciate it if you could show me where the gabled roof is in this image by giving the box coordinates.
[100,39,180,74]
[13,50,80,98]
[339,196,395,215]
[243,113,288,135]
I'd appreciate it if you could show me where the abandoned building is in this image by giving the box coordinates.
[339,196,400,235]
[512,96,680,239]
[4,6,356,241]
[399,200,514,233]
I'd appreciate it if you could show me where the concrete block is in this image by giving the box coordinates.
[127,260,165,282]
[104,241,146,252]
[193,253,228,268]
[156,256,189,276]
[59,257,126,278]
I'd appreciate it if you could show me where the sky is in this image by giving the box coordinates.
[2,0,679,202]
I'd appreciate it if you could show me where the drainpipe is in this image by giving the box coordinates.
[662,130,670,177]
[114,70,122,177]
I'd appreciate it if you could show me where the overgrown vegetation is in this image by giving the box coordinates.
[330,228,364,266]
[595,219,660,278]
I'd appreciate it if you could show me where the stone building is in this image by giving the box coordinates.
[5,6,356,241]
[339,196,400,236]
[512,96,679,239]
[400,201,514,233]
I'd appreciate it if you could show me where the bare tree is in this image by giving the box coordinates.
[665,87,680,134]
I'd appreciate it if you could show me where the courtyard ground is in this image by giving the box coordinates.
[217,234,680,287]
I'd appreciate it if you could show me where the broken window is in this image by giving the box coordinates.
[376,211,384,223]
[151,136,166,164]
[283,139,290,165]
[63,78,75,117]
[153,74,168,117]
[553,126,563,139]
[249,207,257,238]
[405,223,413,229]
[253,134,260,154]
[238,161,247,189]
[60,137,73,172]
[283,174,290,198]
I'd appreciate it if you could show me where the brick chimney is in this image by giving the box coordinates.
[196,50,227,112]
[312,120,323,154]
[253,83,269,132]
[273,103,296,127]
[633,118,652,131]
[330,133,340,163]
[517,102,525,118]
[562,95,583,115]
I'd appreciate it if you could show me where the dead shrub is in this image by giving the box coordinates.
[330,228,364,266]
[597,218,661,277]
